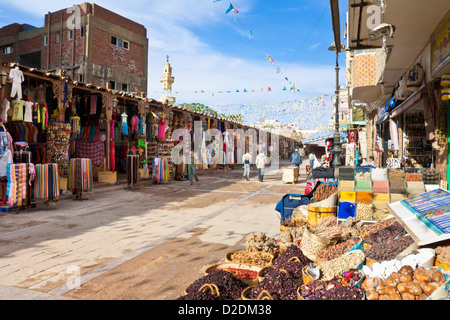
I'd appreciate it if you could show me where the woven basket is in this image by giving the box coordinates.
[225,250,275,268]
[299,228,330,261]
[204,262,262,286]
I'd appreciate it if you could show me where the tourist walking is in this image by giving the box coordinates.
[290,148,302,170]
[255,151,269,182]
[188,150,199,185]
[242,152,252,181]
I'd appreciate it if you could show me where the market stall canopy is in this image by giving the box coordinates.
[302,129,346,145]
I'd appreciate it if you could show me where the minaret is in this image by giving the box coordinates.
[159,55,176,104]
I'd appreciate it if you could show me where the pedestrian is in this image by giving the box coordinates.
[290,148,302,171]
[368,155,377,168]
[242,151,252,181]
[309,151,315,172]
[188,150,199,185]
[255,151,269,182]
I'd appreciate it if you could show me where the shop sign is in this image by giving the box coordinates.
[431,10,450,76]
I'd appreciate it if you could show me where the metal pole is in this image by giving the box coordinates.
[333,52,342,167]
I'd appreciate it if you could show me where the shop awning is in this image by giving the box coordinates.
[303,129,346,145]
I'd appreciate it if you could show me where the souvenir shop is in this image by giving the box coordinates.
[0,63,71,210]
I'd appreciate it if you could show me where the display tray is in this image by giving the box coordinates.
[388,188,450,246]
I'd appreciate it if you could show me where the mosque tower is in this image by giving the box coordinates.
[159,55,176,104]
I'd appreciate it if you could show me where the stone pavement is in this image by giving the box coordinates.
[0,160,309,300]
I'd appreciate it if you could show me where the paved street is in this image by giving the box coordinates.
[0,161,307,300]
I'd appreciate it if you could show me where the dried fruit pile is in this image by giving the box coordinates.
[299,269,364,300]
[178,270,248,300]
[248,270,299,300]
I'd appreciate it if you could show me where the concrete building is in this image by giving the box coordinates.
[0,3,148,94]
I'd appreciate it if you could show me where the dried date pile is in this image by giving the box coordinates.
[363,221,406,246]
[316,237,361,262]
[362,220,414,262]
[365,235,414,262]
[248,270,299,300]
[183,270,248,300]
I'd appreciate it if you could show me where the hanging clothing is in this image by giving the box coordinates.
[11,99,25,121]
[42,105,48,130]
[121,113,128,135]
[68,158,93,194]
[1,99,10,122]
[90,95,97,115]
[32,103,41,125]
[131,115,139,134]
[158,118,166,140]
[23,100,33,122]
[9,67,24,100]
[33,163,60,202]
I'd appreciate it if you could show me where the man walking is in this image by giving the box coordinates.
[256,151,269,182]
[242,152,252,181]
[188,150,199,185]
[290,148,302,170]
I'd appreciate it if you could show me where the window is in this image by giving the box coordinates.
[109,81,129,92]
[2,46,13,55]
[110,36,130,50]
[43,35,49,46]
[68,30,73,40]
[80,26,85,38]
[56,32,61,43]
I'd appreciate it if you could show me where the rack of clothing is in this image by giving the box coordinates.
[152,157,170,184]
[68,158,93,200]
[33,163,59,203]
[126,154,139,189]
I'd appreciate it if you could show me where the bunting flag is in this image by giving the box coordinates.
[200,94,333,130]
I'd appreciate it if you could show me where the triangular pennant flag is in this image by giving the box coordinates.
[282,87,287,91]
[268,87,272,91]
[243,89,247,92]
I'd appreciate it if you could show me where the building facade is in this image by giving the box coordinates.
[0,3,148,94]
[346,0,450,183]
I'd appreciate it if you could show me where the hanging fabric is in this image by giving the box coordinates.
[68,158,93,194]
[33,163,60,202]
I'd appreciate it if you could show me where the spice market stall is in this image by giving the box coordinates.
[176,183,450,300]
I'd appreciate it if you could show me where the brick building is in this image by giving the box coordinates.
[0,3,148,94]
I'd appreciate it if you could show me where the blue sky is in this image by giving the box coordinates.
[0,0,348,127]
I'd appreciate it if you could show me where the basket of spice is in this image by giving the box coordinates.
[181,269,249,300]
[225,249,275,268]
[241,271,300,300]
[204,262,262,286]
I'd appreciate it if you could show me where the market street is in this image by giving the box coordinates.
[0,161,307,300]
